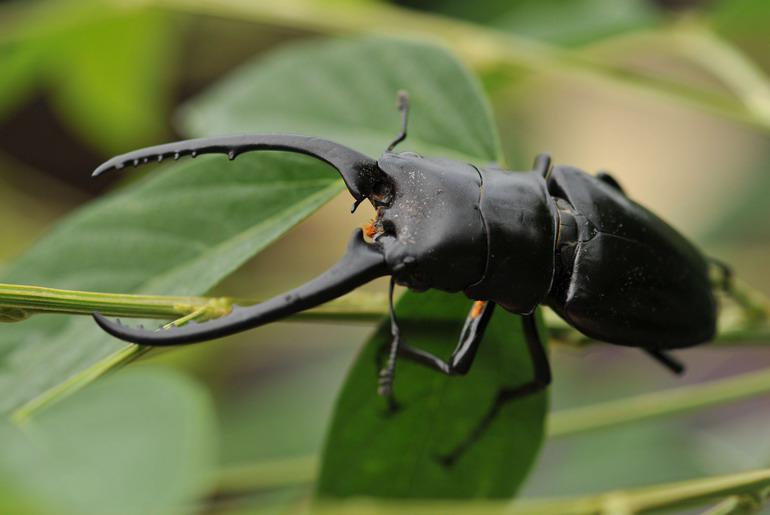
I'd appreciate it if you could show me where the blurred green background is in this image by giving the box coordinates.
[1,0,769,513]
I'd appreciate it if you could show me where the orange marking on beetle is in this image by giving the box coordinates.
[363,219,378,238]
[470,300,487,319]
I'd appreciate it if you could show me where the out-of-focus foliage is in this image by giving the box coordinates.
[0,367,215,515]
[395,0,660,46]
[0,1,177,153]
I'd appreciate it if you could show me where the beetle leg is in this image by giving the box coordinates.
[596,171,625,194]
[644,349,685,375]
[533,153,552,178]
[377,277,403,407]
[385,90,410,152]
[376,299,496,410]
[709,257,734,293]
[381,300,496,377]
[437,313,551,467]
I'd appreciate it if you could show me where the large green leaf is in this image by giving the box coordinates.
[180,37,501,160]
[0,367,216,515]
[318,292,547,498]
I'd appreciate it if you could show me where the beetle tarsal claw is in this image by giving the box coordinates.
[92,229,389,346]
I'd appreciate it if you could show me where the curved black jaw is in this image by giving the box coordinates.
[92,133,382,203]
[94,229,388,345]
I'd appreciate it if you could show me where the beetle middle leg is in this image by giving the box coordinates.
[377,277,404,411]
[437,313,552,467]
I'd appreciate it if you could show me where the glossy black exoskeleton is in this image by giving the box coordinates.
[91,92,721,463]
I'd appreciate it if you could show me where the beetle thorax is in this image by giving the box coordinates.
[463,168,558,314]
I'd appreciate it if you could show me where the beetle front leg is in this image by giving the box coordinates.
[377,298,496,404]
[438,313,552,467]
[397,300,496,375]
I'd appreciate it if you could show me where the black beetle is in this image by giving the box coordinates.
[91,92,723,460]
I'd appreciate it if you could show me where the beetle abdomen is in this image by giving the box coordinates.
[546,166,716,349]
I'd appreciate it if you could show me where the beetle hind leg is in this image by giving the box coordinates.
[437,313,552,467]
[709,257,734,293]
[645,349,685,375]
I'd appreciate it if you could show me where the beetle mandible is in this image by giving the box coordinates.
[91,92,724,460]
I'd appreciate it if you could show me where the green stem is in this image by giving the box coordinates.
[515,467,770,514]
[547,366,770,438]
[0,283,231,321]
[214,464,770,514]
[214,455,318,493]
[145,0,770,133]
[0,283,388,324]
[586,22,770,124]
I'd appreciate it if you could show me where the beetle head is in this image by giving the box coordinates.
[368,152,487,292]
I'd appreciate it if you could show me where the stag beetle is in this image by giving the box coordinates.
[92,92,723,460]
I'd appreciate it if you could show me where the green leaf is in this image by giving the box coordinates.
[0,367,216,515]
[47,7,178,153]
[0,3,178,154]
[318,292,547,498]
[0,152,342,415]
[181,37,501,161]
[0,43,42,120]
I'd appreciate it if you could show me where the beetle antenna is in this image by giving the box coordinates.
[386,90,410,152]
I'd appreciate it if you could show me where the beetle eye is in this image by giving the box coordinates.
[380,219,397,236]
[370,181,393,205]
